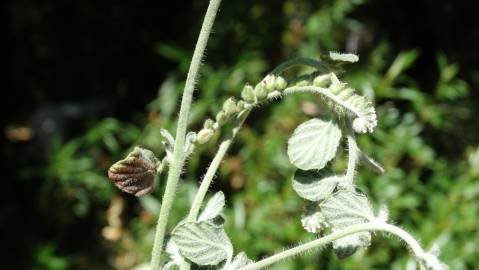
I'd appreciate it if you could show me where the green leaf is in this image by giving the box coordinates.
[332,233,371,259]
[385,49,419,84]
[287,119,342,170]
[321,189,374,259]
[172,221,233,266]
[222,252,253,270]
[199,191,225,222]
[292,170,339,201]
[321,189,374,228]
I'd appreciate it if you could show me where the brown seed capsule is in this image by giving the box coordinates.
[108,147,158,197]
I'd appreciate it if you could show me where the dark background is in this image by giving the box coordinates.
[3,0,479,269]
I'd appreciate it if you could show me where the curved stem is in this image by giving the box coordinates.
[187,109,252,221]
[283,86,361,117]
[239,222,426,270]
[150,0,222,269]
[270,57,328,75]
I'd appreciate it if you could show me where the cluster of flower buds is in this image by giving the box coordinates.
[197,97,246,144]
[241,74,287,104]
[196,118,216,144]
[313,73,332,88]
[197,75,288,145]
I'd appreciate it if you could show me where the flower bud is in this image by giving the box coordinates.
[313,74,331,88]
[197,128,214,144]
[328,82,344,95]
[236,100,245,113]
[263,75,276,93]
[222,97,237,117]
[216,111,227,126]
[275,76,287,90]
[108,147,158,197]
[254,82,268,100]
[203,118,215,130]
[337,87,355,100]
[241,84,255,103]
[295,80,310,87]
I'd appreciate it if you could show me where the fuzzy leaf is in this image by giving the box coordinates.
[160,129,175,146]
[292,170,339,201]
[329,51,359,63]
[321,189,374,258]
[199,191,226,222]
[172,221,233,266]
[287,119,342,170]
[332,233,371,259]
[222,252,253,270]
[321,189,374,228]
[164,240,185,268]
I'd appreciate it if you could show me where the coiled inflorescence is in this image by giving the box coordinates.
[313,73,377,133]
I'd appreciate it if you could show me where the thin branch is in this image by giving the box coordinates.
[187,109,252,221]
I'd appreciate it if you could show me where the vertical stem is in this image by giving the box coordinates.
[150,0,222,269]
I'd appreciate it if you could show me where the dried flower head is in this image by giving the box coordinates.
[108,146,158,197]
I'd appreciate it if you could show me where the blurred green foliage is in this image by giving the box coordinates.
[24,0,478,269]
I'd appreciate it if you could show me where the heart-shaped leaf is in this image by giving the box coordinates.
[321,189,374,258]
[321,189,374,228]
[172,221,233,266]
[287,119,342,170]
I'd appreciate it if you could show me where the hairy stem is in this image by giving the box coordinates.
[283,86,361,117]
[150,0,222,268]
[345,128,359,185]
[187,109,252,221]
[239,222,426,270]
